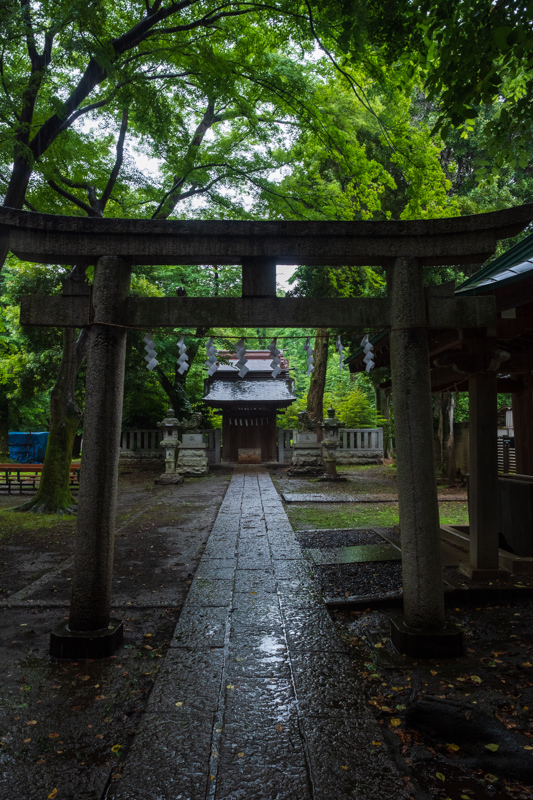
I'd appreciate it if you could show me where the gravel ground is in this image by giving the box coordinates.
[295,527,385,549]
[316,561,404,599]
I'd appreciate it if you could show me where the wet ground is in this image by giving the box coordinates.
[0,464,532,799]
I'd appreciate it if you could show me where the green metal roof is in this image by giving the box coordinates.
[456,231,533,295]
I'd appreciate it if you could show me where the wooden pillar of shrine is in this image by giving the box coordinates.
[460,335,503,579]
[388,257,462,657]
[512,375,533,475]
[50,256,131,658]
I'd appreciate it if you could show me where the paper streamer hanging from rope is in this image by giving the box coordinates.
[361,334,375,372]
[336,335,345,371]
[177,336,189,375]
[267,338,281,378]
[235,338,249,377]
[204,337,218,377]
[303,337,314,375]
[143,333,158,371]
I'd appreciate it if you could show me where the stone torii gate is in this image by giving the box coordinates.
[8,203,533,659]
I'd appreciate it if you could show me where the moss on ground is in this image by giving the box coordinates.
[286,501,469,529]
[0,509,76,540]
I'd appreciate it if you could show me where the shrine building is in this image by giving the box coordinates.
[203,350,296,463]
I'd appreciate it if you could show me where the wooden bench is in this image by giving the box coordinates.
[0,464,81,495]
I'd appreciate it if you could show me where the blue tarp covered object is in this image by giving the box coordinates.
[8,432,49,463]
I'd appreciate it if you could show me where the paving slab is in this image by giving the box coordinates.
[115,467,409,800]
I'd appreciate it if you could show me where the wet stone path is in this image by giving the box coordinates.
[115,467,407,800]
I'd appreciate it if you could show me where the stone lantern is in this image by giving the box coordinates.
[319,407,346,482]
[155,408,183,484]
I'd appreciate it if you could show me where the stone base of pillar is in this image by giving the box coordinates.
[317,474,347,482]
[458,564,507,580]
[50,619,123,659]
[390,615,463,659]
[154,473,184,485]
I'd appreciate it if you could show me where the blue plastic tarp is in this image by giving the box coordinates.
[8,432,49,463]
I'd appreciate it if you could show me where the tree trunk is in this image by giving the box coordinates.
[436,390,456,483]
[155,327,208,418]
[0,393,9,461]
[377,386,393,459]
[307,328,328,430]
[15,329,81,513]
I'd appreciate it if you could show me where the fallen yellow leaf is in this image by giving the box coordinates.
[27,720,37,726]
[111,744,122,753]
[48,790,58,799]
[470,675,482,683]
[485,743,499,752]
[390,718,402,727]
[436,772,445,781]
[447,743,460,752]
[175,702,183,707]
[341,765,348,770]
[48,733,60,739]
[372,741,381,746]
[238,752,244,758]
[226,685,235,690]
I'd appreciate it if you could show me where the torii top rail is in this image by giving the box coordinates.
[8,202,533,657]
[8,203,533,331]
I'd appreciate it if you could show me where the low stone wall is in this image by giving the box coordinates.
[120,449,163,462]
[335,449,383,465]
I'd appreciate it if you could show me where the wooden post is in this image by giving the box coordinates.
[50,256,131,659]
[387,258,461,657]
[512,375,533,475]
[466,368,500,575]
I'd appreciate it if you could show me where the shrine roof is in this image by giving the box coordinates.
[215,353,289,375]
[203,378,296,406]
[456,232,533,295]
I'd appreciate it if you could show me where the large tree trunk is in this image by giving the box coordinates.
[0,393,9,461]
[376,385,393,459]
[307,328,329,430]
[16,328,82,513]
[435,390,456,483]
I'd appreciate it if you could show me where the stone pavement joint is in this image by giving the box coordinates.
[115,467,409,800]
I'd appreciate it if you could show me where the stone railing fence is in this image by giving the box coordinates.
[277,427,383,464]
[120,428,221,464]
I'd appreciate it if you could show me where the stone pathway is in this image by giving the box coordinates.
[115,467,408,800]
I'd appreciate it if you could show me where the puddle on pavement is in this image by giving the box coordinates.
[305,544,401,565]
[259,635,285,654]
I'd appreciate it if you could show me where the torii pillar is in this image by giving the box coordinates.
[388,258,462,657]
[50,256,131,658]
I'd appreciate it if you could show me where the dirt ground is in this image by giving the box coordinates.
[1,463,532,800]
[0,465,231,800]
